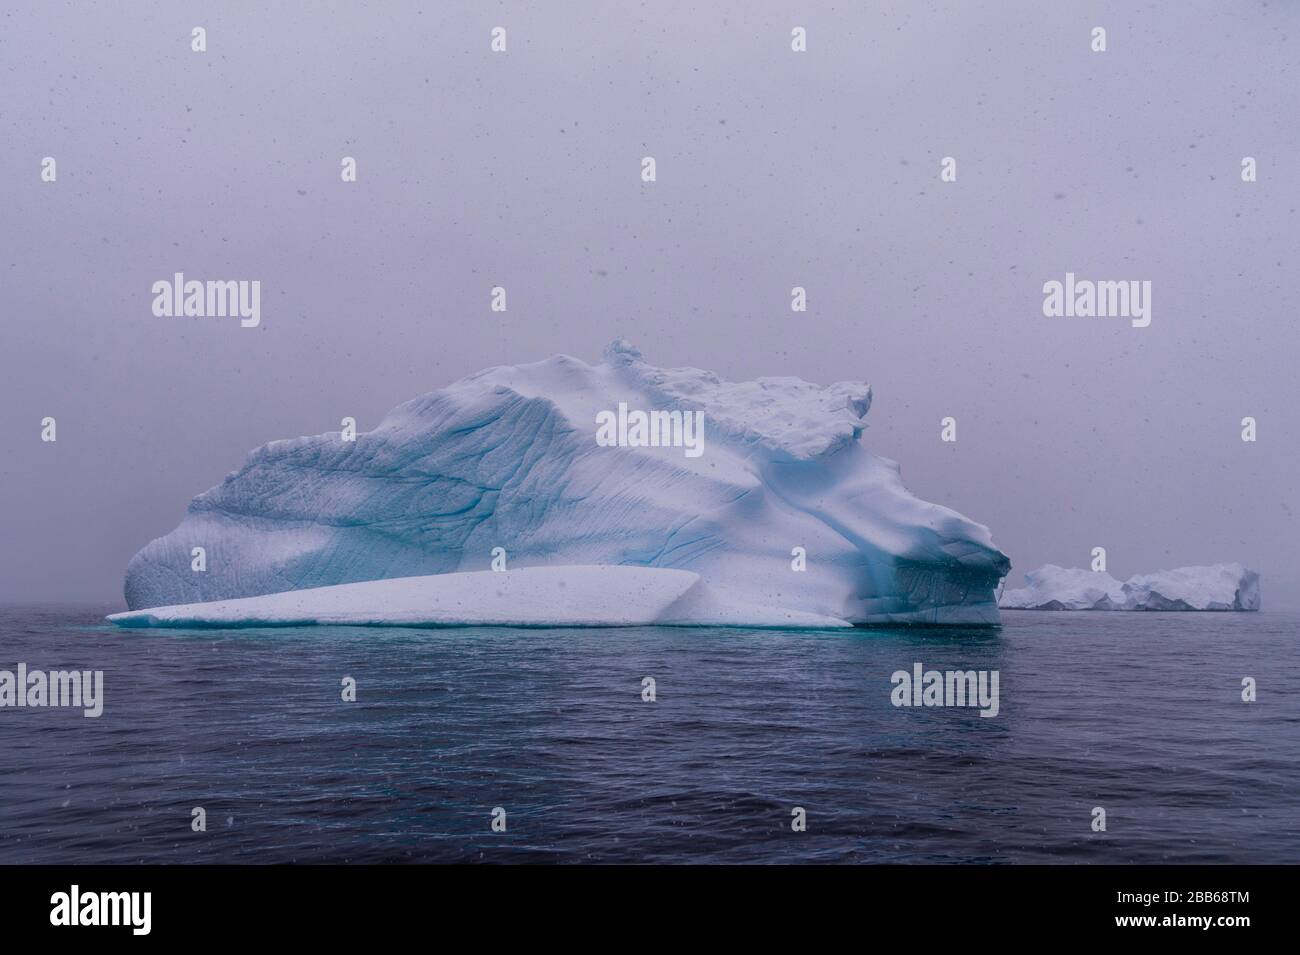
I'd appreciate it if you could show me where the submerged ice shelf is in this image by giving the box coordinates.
[115,341,1010,628]
[999,563,1260,611]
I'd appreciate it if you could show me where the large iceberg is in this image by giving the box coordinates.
[999,563,1260,611]
[116,341,1010,628]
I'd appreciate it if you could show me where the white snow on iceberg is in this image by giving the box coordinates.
[108,565,852,629]
[116,340,1010,628]
[999,563,1260,611]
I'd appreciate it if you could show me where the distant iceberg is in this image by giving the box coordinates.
[115,341,1009,628]
[999,563,1260,611]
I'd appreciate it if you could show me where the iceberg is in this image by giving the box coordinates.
[115,340,1010,628]
[999,563,1260,611]
[997,565,1126,611]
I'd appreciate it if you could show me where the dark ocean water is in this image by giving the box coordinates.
[0,605,1295,864]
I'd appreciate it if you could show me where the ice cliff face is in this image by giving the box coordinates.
[123,340,1010,625]
[1000,563,1260,611]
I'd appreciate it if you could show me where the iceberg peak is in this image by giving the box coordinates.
[603,337,644,365]
[602,339,872,461]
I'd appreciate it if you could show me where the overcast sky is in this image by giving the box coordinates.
[2,1,1297,608]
